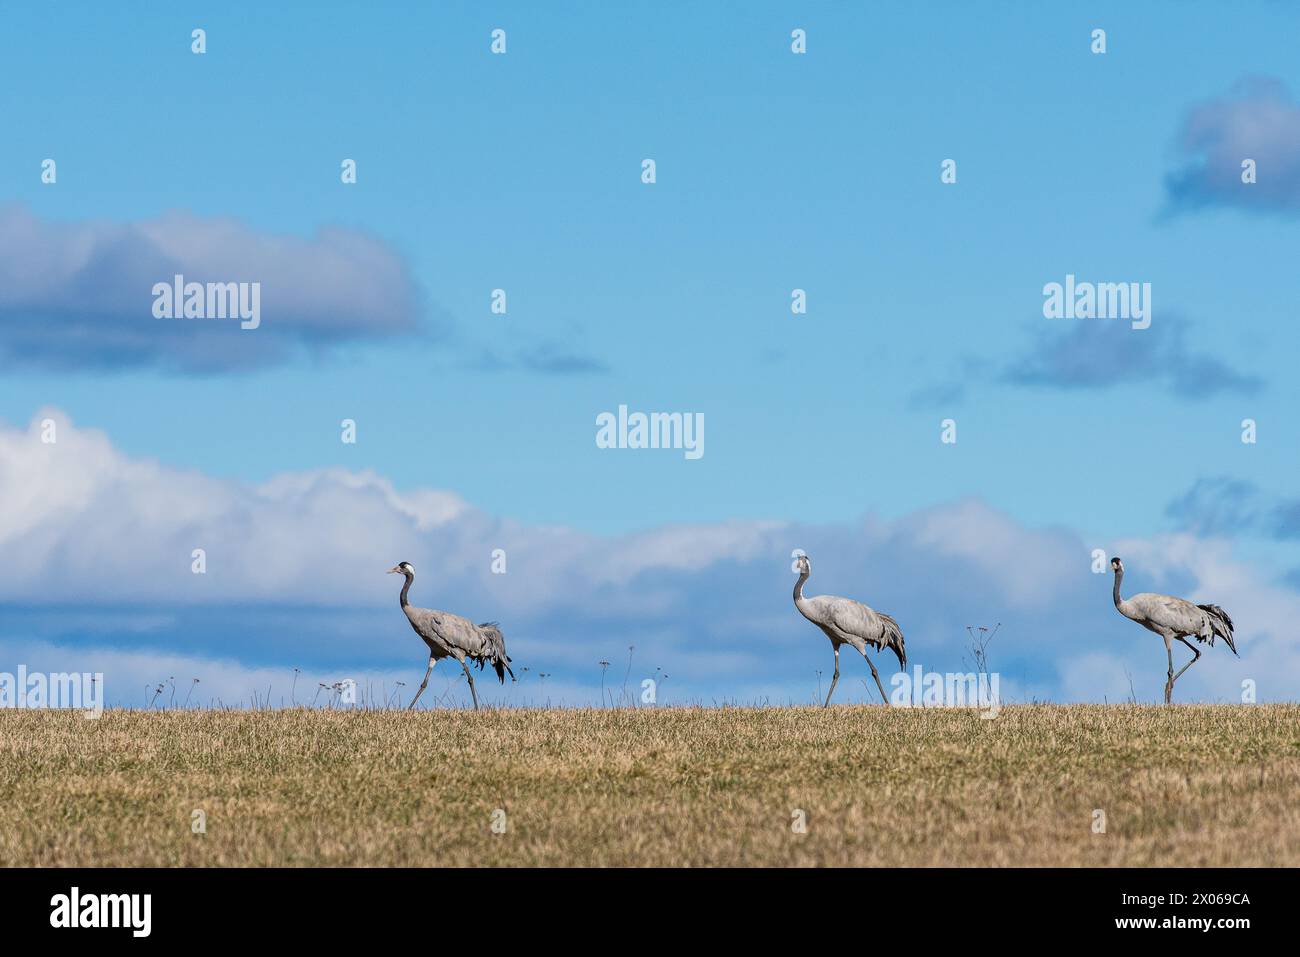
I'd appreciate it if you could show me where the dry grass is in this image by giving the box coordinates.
[1,704,1297,866]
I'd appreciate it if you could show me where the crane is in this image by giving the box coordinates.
[389,562,514,710]
[792,553,907,707]
[1110,556,1237,703]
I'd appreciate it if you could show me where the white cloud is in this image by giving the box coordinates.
[1,409,1297,705]
[0,205,425,372]
[1164,77,1300,215]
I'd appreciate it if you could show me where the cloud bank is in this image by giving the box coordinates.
[1001,317,1261,398]
[911,317,1258,408]
[1,410,1295,708]
[0,205,425,373]
[1167,477,1300,542]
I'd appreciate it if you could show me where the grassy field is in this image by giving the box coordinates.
[1,704,1297,866]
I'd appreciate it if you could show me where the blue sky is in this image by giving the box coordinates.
[1,2,1298,708]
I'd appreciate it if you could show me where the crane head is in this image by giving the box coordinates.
[1110,556,1123,572]
[388,562,415,576]
[793,553,811,575]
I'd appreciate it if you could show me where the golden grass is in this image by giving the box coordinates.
[1,704,1297,866]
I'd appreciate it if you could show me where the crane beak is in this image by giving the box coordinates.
[387,566,401,574]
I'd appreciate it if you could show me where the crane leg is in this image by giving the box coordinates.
[1163,639,1175,704]
[1169,635,1202,701]
[864,653,890,705]
[824,648,840,708]
[461,659,480,711]
[408,657,434,710]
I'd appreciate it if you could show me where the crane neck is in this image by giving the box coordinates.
[1112,568,1124,609]
[793,570,809,605]
[400,573,413,608]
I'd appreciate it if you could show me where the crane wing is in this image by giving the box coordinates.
[1129,593,1239,653]
[819,597,907,668]
[1130,593,1201,633]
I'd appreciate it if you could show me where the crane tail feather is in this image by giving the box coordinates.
[476,622,514,683]
[880,614,907,669]
[1196,604,1238,656]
